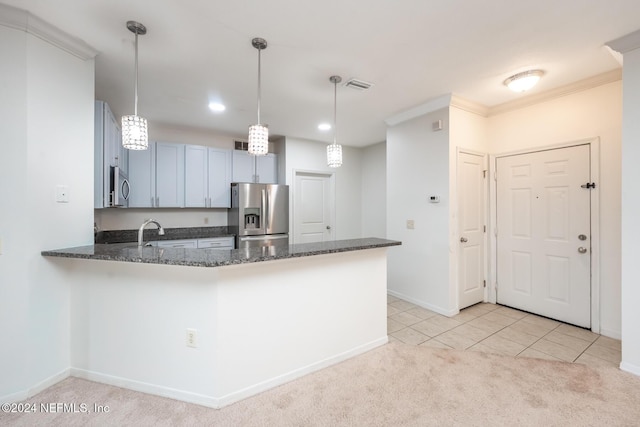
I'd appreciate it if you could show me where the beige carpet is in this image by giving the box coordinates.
[3,342,640,426]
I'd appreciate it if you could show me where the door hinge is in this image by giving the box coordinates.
[483,225,486,233]
[581,182,596,189]
[483,280,486,288]
[483,170,487,178]
[493,171,497,181]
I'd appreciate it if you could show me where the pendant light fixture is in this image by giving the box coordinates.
[327,75,343,168]
[122,21,148,150]
[248,37,269,156]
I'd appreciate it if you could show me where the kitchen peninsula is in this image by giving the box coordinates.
[42,238,400,408]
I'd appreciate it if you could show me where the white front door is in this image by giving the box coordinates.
[496,144,591,327]
[294,172,334,243]
[458,151,487,309]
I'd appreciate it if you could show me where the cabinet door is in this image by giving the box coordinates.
[257,153,277,184]
[184,145,208,207]
[208,148,232,207]
[128,142,156,207]
[155,142,185,208]
[232,150,255,183]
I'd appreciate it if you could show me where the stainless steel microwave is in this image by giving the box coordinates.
[109,166,130,207]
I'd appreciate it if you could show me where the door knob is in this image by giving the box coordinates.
[578,247,588,254]
[460,237,468,243]
[326,225,331,230]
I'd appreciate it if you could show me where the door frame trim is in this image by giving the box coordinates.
[488,138,601,333]
[291,169,336,244]
[454,148,489,311]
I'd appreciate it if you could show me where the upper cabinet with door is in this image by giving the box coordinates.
[128,141,185,208]
[184,145,232,208]
[232,150,277,184]
[94,100,128,208]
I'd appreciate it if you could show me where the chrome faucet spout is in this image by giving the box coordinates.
[138,219,165,247]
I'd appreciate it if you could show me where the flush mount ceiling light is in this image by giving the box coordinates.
[327,75,343,168]
[122,21,149,150]
[504,70,544,93]
[248,37,269,156]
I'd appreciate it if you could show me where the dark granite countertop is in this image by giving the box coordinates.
[42,238,401,268]
[95,226,233,244]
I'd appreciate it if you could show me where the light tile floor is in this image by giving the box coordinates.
[388,295,622,369]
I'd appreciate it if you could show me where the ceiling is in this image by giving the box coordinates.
[5,0,639,147]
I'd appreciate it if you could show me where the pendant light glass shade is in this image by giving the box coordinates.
[122,115,148,150]
[122,21,148,150]
[327,75,343,168]
[248,38,269,156]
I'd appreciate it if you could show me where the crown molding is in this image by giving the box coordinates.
[606,29,640,54]
[385,94,452,126]
[0,4,97,60]
[450,95,489,117]
[488,69,622,117]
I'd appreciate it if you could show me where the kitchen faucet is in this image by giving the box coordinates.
[138,219,165,247]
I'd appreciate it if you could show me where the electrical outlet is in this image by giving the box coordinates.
[186,328,198,348]
[406,220,415,230]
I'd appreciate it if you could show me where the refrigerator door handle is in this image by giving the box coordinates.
[262,188,268,231]
[240,235,288,241]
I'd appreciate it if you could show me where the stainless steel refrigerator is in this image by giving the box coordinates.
[228,183,289,249]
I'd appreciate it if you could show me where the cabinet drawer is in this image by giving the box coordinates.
[155,239,198,248]
[197,237,234,249]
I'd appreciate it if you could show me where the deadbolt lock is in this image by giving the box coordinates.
[578,234,587,241]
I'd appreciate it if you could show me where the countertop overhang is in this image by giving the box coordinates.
[41,238,401,268]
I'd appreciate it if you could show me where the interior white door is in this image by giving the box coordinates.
[496,144,591,327]
[294,172,333,243]
[458,151,486,309]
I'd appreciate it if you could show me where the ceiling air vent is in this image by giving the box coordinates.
[234,140,248,151]
[344,78,374,91]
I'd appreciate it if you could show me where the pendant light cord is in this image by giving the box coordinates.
[333,79,337,145]
[134,31,139,117]
[256,47,262,125]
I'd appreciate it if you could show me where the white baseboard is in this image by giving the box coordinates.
[0,368,70,404]
[70,368,220,408]
[620,361,640,377]
[71,336,388,409]
[215,336,388,408]
[387,289,459,317]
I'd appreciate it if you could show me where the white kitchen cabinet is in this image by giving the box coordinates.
[155,142,185,208]
[128,142,156,208]
[232,150,277,184]
[197,236,234,249]
[184,146,232,208]
[94,100,128,208]
[155,239,197,248]
[128,142,184,208]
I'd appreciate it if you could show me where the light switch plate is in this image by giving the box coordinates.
[406,220,415,230]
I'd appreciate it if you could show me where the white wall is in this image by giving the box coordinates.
[361,142,387,238]
[487,81,622,338]
[386,108,454,315]
[619,46,640,375]
[0,23,95,401]
[284,137,362,241]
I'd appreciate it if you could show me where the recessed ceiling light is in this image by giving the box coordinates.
[318,123,331,131]
[208,102,226,112]
[504,70,544,92]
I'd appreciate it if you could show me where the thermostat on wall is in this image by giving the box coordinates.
[429,195,440,203]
